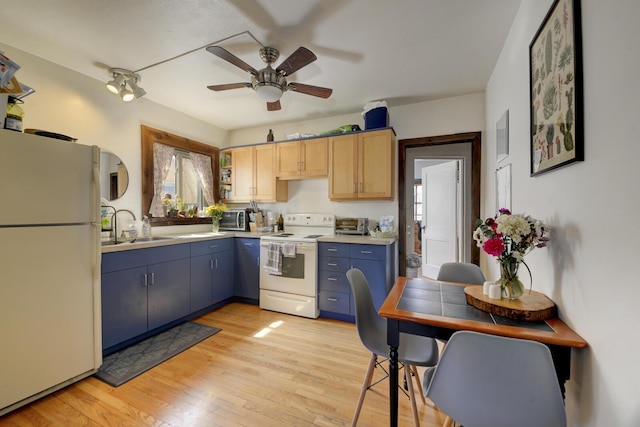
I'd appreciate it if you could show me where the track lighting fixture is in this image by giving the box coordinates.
[105,68,145,101]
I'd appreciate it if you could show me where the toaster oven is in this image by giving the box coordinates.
[335,217,369,235]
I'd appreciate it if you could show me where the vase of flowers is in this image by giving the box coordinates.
[205,203,227,232]
[473,208,549,300]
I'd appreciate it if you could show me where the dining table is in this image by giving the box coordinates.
[378,276,587,427]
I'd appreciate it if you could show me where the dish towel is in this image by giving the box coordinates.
[282,242,297,258]
[264,242,282,275]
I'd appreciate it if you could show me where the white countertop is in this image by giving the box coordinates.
[101,231,268,253]
[101,231,396,253]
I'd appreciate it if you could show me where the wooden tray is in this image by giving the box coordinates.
[464,286,557,321]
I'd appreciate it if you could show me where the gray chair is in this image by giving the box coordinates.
[436,262,485,285]
[346,268,439,427]
[424,330,567,427]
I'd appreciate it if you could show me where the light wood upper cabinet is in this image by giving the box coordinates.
[328,129,395,201]
[230,145,288,202]
[276,138,328,179]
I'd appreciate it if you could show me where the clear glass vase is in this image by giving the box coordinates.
[497,258,525,300]
[212,218,220,233]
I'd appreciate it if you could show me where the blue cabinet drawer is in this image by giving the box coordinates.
[318,270,350,293]
[350,244,386,261]
[190,238,233,256]
[318,256,350,272]
[318,242,350,258]
[319,290,350,315]
[102,243,190,273]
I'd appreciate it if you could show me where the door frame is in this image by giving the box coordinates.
[398,132,481,275]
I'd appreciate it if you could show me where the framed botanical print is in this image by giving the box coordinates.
[529,0,583,176]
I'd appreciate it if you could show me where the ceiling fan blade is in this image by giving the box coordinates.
[207,83,252,91]
[206,46,257,75]
[287,82,333,99]
[276,47,317,76]
[267,100,281,111]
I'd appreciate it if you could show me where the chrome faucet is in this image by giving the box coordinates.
[112,209,137,244]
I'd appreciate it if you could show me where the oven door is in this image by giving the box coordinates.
[259,241,317,297]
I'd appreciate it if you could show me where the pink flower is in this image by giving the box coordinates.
[483,238,504,257]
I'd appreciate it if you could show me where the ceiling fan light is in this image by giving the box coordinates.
[255,84,283,103]
[128,78,146,98]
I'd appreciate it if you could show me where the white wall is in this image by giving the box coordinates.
[485,1,640,425]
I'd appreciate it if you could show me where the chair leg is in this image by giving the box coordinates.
[410,365,427,405]
[351,353,377,427]
[404,367,420,427]
[442,416,454,427]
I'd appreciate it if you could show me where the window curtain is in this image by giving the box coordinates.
[189,151,215,206]
[150,142,174,217]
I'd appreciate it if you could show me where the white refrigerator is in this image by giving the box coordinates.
[0,129,102,415]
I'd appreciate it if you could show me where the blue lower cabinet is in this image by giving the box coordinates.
[234,238,260,301]
[101,243,191,350]
[318,241,396,321]
[190,239,234,312]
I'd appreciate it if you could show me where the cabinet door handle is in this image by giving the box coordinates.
[327,297,338,302]
[209,245,218,249]
[360,250,373,254]
[143,273,148,287]
[256,256,260,267]
[327,248,338,252]
[149,272,155,286]
[353,183,357,193]
[327,277,338,281]
[327,262,338,267]
[301,161,305,171]
[214,258,218,269]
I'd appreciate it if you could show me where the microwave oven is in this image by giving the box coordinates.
[219,209,250,231]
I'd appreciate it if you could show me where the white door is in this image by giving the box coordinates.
[422,161,459,279]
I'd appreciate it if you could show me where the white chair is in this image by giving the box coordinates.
[424,330,567,427]
[346,268,439,427]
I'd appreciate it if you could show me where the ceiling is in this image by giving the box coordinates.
[0,0,521,131]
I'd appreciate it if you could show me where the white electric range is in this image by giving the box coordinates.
[259,213,335,318]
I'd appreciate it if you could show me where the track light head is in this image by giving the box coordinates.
[106,68,145,101]
[127,78,146,98]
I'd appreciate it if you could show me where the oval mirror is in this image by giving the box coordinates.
[100,150,129,201]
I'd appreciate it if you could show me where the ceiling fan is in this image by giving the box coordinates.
[206,45,332,111]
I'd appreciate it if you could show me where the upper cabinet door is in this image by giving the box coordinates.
[253,144,277,201]
[275,141,301,179]
[231,146,254,201]
[328,134,358,200]
[301,138,328,178]
[359,130,394,199]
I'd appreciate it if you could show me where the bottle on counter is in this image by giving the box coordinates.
[142,216,152,238]
[277,211,284,231]
[267,129,274,142]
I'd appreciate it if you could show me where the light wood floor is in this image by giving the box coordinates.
[2,303,448,426]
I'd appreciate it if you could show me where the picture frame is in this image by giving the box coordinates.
[529,0,583,176]
[496,109,509,162]
[496,164,511,212]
